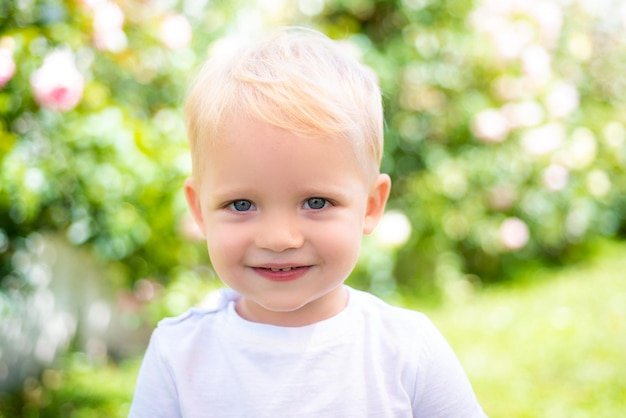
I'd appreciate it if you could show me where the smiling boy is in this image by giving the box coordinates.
[129,27,486,417]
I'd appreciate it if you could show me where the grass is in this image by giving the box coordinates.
[2,240,625,417]
[423,240,626,417]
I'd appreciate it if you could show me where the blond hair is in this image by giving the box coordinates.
[184,27,383,179]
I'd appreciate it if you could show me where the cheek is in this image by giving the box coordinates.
[312,223,363,269]
[205,224,248,262]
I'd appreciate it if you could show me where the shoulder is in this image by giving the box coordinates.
[152,287,237,341]
[156,306,218,329]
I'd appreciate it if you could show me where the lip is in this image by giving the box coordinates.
[251,265,311,282]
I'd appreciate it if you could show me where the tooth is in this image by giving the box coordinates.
[270,267,292,272]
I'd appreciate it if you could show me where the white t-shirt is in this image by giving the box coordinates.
[129,286,487,417]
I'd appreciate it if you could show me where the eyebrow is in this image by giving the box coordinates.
[299,186,353,200]
[209,184,354,202]
[209,188,257,203]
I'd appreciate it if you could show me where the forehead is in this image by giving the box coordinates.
[210,116,375,173]
[200,117,372,188]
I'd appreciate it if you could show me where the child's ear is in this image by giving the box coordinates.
[363,173,391,235]
[184,177,206,235]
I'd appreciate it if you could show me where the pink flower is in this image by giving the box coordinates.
[92,0,127,52]
[499,217,530,251]
[545,81,579,118]
[159,14,192,50]
[543,164,569,192]
[92,0,124,33]
[0,47,16,89]
[30,49,84,112]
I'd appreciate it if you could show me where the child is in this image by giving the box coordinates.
[129,27,486,417]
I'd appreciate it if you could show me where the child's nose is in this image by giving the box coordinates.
[255,213,304,252]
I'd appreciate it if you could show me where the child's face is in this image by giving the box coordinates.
[185,117,390,326]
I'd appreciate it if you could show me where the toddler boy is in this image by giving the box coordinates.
[130,27,486,417]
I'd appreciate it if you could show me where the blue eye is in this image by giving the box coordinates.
[230,200,254,212]
[305,198,328,210]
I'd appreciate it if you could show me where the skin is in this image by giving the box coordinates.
[184,116,390,327]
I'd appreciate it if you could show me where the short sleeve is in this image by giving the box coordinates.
[128,329,182,418]
[412,318,487,418]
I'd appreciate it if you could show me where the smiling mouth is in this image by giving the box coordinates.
[269,267,295,272]
[253,265,310,281]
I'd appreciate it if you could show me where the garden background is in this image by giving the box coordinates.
[1,0,625,416]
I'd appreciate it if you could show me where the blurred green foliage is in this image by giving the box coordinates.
[0,0,220,288]
[0,355,140,417]
[1,0,626,413]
